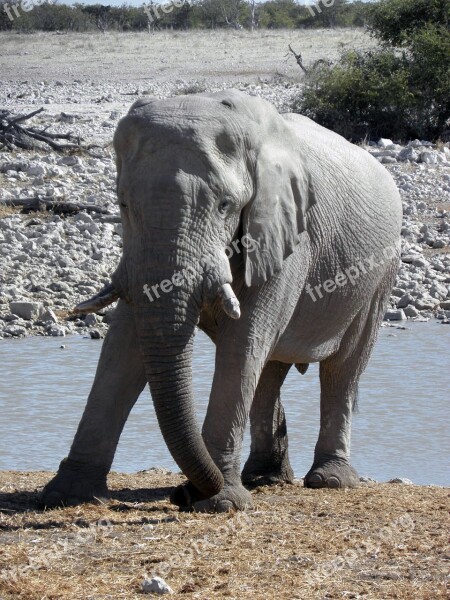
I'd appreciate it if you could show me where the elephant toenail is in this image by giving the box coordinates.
[216,500,234,513]
[307,473,324,487]
[327,476,341,488]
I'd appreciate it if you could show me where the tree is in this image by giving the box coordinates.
[258,0,298,29]
[292,0,450,141]
[369,0,449,46]
[81,4,111,33]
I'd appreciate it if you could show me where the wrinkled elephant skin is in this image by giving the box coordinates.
[41,90,402,512]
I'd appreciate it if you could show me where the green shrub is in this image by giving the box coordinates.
[292,0,450,142]
[369,0,449,46]
[292,50,415,141]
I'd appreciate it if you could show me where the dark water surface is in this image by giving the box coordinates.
[0,322,448,485]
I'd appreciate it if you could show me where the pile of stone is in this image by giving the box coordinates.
[0,209,121,339]
[0,85,449,338]
[367,138,450,166]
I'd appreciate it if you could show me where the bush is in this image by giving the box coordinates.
[292,50,414,141]
[369,0,449,46]
[292,0,450,142]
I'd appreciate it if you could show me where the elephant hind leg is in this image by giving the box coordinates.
[242,360,294,487]
[305,282,391,490]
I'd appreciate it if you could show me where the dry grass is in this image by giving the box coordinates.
[0,472,448,599]
[0,29,375,83]
[0,205,20,218]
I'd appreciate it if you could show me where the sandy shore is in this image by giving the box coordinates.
[0,471,448,599]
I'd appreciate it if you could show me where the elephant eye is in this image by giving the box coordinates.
[218,198,231,216]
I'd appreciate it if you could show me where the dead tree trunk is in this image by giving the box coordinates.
[288,45,308,74]
[0,108,83,152]
[3,196,112,216]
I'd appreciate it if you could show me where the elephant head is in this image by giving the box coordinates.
[74,90,316,500]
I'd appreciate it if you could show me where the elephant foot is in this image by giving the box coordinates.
[39,458,110,508]
[304,456,359,489]
[241,454,294,488]
[171,480,253,513]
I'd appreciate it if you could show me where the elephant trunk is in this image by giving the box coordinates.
[138,318,223,498]
[71,247,237,498]
[131,257,224,499]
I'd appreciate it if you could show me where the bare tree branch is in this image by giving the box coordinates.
[288,44,308,74]
[0,108,83,153]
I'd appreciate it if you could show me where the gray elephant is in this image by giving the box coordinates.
[41,90,402,512]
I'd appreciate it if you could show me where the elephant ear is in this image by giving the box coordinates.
[242,144,316,287]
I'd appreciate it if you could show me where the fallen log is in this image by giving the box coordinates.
[2,196,111,215]
[0,107,83,152]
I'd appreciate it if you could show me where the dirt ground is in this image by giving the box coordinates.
[0,29,373,83]
[0,471,448,599]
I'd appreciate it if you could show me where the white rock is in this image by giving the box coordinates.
[415,297,439,310]
[48,325,66,337]
[401,255,428,268]
[384,309,406,321]
[74,212,94,224]
[3,324,27,337]
[389,478,413,485]
[9,301,43,320]
[397,293,414,309]
[398,147,419,162]
[403,305,419,318]
[40,308,58,323]
[391,287,406,297]
[27,163,47,177]
[408,139,428,148]
[429,283,448,299]
[89,329,103,339]
[419,151,438,164]
[84,313,98,326]
[57,156,81,167]
[378,138,394,148]
[142,576,174,595]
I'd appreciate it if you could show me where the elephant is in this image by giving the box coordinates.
[41,89,402,512]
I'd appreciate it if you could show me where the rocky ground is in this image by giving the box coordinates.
[0,31,449,339]
[0,471,448,599]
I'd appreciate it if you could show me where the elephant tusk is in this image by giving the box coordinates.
[219,283,241,319]
[71,283,120,315]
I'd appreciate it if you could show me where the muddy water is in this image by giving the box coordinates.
[0,322,448,485]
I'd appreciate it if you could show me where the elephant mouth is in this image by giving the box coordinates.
[72,281,241,319]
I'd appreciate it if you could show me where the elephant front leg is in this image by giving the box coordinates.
[40,300,147,508]
[242,361,294,487]
[172,352,262,512]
